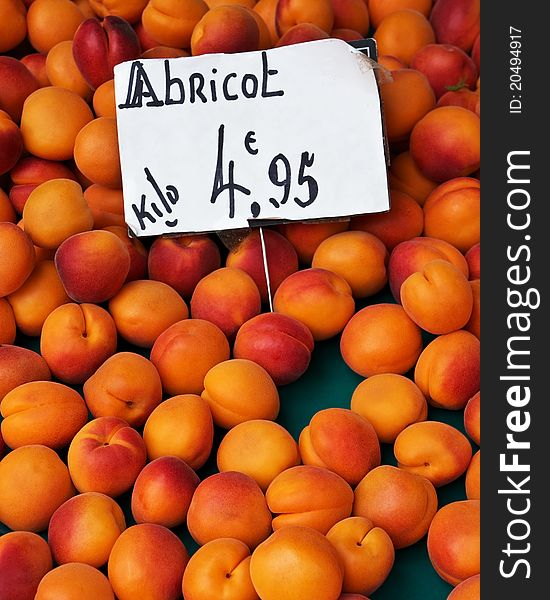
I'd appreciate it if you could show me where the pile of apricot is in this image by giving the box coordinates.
[0,0,480,599]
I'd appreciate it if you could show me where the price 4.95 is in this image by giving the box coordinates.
[210,124,319,220]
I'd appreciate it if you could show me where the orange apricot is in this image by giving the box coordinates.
[7,259,70,336]
[350,189,424,251]
[0,222,35,297]
[380,68,435,142]
[400,259,473,334]
[465,450,480,500]
[21,87,94,161]
[143,394,214,469]
[250,526,344,600]
[88,0,149,23]
[374,9,435,66]
[45,40,93,100]
[0,444,75,532]
[394,421,473,486]
[92,79,116,118]
[108,279,189,348]
[0,0,27,53]
[35,563,114,600]
[312,231,388,298]
[388,150,438,205]
[73,117,122,189]
[368,0,432,28]
[351,373,428,443]
[341,303,423,377]
[26,0,85,54]
[141,0,209,48]
[0,299,16,344]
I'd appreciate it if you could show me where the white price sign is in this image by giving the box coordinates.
[114,39,389,237]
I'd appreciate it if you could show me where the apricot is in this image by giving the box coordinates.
[73,117,121,188]
[464,391,480,445]
[331,0,370,35]
[226,229,299,304]
[0,299,16,344]
[45,40,93,100]
[0,0,27,53]
[21,53,51,88]
[35,563,114,600]
[466,278,480,339]
[22,179,93,250]
[437,88,480,114]
[0,531,53,600]
[388,150,438,205]
[326,516,395,596]
[312,231,388,298]
[233,312,314,385]
[411,106,480,181]
[131,455,200,527]
[414,330,480,410]
[448,574,481,600]
[400,259,473,334]
[143,394,214,469]
[374,9,435,66]
[276,0,334,36]
[55,229,131,302]
[427,500,480,585]
[340,303,423,377]
[192,5,260,55]
[0,111,23,176]
[368,0,432,28]
[0,56,39,123]
[67,416,147,496]
[88,0,149,23]
[465,243,480,279]
[187,471,272,549]
[183,537,259,600]
[394,421,472,487]
[40,303,117,384]
[254,0,279,46]
[108,279,188,348]
[84,352,162,427]
[274,268,355,341]
[377,54,405,70]
[466,450,480,500]
[353,465,438,548]
[202,358,280,428]
[48,492,126,567]
[191,267,261,340]
[277,219,350,265]
[92,79,116,118]
[0,345,51,401]
[250,526,344,600]
[0,381,88,450]
[0,444,74,532]
[142,45,191,58]
[0,222,35,297]
[351,373,428,443]
[380,68,435,142]
[150,319,230,395]
[7,259,70,336]
[148,234,221,298]
[217,419,300,491]
[0,187,16,223]
[141,0,209,48]
[276,22,330,46]
[351,190,424,251]
[430,0,480,52]
[103,224,149,282]
[423,177,480,251]
[21,87,93,161]
[267,464,354,534]
[26,0,85,54]
[299,408,380,486]
[388,236,469,302]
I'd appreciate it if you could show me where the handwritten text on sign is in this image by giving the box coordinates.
[114,39,389,236]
